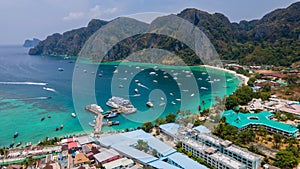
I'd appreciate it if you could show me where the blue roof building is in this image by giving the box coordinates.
[98,130,207,169]
[221,110,300,138]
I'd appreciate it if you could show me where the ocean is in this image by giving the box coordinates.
[0,45,240,147]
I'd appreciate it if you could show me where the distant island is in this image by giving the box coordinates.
[29,2,300,66]
[23,38,40,48]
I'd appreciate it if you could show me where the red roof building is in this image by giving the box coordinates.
[68,142,78,149]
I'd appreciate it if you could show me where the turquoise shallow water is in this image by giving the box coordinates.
[0,46,240,147]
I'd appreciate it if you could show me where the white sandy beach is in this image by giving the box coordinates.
[201,65,249,85]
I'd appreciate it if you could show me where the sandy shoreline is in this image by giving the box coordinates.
[201,65,249,85]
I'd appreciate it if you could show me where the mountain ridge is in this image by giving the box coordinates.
[29,2,300,66]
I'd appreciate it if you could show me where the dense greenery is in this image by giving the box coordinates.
[166,114,176,123]
[29,2,300,66]
[142,121,154,133]
[225,86,255,110]
[213,119,255,145]
[225,85,271,110]
[38,137,61,146]
[273,149,298,168]
[136,140,150,152]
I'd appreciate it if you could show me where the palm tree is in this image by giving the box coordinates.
[273,134,282,149]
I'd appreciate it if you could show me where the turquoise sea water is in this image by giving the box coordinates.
[0,46,240,147]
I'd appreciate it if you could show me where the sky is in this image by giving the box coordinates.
[0,0,298,45]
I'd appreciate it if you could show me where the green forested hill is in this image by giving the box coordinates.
[29,2,300,66]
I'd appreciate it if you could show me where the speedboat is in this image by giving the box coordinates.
[133,94,141,97]
[41,117,45,121]
[134,88,139,93]
[191,93,195,97]
[200,87,208,90]
[119,85,124,88]
[159,103,166,107]
[149,72,156,75]
[71,113,76,118]
[16,142,22,147]
[171,101,176,105]
[88,122,95,127]
[9,142,14,148]
[176,99,181,102]
[107,120,120,126]
[26,142,32,147]
[173,77,178,80]
[160,97,165,101]
[13,132,18,138]
[113,70,119,74]
[106,112,118,118]
[163,75,168,78]
[60,124,63,130]
[57,68,64,71]
[146,101,154,108]
[43,87,56,92]
[98,73,103,77]
[153,80,158,83]
[170,93,174,96]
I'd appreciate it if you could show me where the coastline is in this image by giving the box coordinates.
[201,65,249,85]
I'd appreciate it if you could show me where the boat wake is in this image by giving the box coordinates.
[43,87,57,93]
[137,83,149,90]
[7,96,52,101]
[0,82,48,86]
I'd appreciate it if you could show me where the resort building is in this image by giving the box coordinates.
[159,123,181,140]
[182,138,247,169]
[191,133,261,169]
[98,129,207,169]
[93,148,120,165]
[102,157,134,169]
[221,110,300,138]
[159,123,261,169]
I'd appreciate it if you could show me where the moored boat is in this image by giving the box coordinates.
[146,101,154,108]
[13,132,18,138]
[16,142,22,147]
[107,120,120,126]
[9,142,14,148]
[71,113,76,118]
[200,87,208,90]
[159,102,165,107]
[106,112,118,118]
[41,117,45,121]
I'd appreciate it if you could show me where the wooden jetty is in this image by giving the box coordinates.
[85,104,104,137]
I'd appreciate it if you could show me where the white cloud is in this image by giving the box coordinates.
[62,5,118,21]
[63,12,85,21]
[88,5,118,19]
